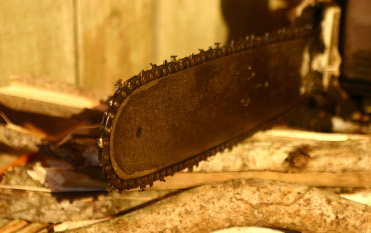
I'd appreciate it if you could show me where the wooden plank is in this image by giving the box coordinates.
[0,1,76,85]
[76,0,155,95]
[154,0,228,64]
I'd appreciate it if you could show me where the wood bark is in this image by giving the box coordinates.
[72,179,371,233]
[192,129,371,173]
[0,186,174,223]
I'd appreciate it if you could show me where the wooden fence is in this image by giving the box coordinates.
[0,0,227,95]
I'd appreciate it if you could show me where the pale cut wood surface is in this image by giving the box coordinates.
[0,79,102,118]
[0,1,76,85]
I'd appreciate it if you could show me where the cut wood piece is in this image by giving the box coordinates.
[341,189,371,206]
[72,179,371,233]
[1,82,98,110]
[0,76,105,150]
[0,76,103,118]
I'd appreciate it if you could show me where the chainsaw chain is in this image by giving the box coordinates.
[98,23,314,191]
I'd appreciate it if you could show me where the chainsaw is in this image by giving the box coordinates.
[96,3,341,191]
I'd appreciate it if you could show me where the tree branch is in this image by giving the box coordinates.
[72,179,371,233]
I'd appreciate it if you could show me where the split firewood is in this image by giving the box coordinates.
[0,75,105,151]
[71,179,371,233]
[0,75,104,118]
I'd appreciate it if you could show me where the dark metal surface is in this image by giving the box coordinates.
[98,22,316,191]
[111,39,306,179]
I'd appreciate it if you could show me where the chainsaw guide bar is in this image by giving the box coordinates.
[98,6,324,191]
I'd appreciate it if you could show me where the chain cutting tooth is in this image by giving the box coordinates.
[97,137,104,149]
[127,180,133,189]
[140,70,148,84]
[170,55,177,61]
[121,89,127,97]
[107,172,116,181]
[101,150,109,161]
[113,99,120,109]
[160,170,166,180]
[113,178,123,189]
[161,65,168,75]
[114,79,122,91]
[107,97,114,107]
[108,109,116,119]
[106,183,114,192]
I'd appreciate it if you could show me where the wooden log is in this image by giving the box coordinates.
[0,187,175,223]
[72,179,371,233]
[192,129,371,173]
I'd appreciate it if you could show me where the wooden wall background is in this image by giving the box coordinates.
[0,0,227,96]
